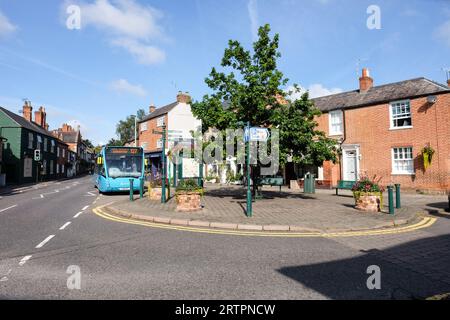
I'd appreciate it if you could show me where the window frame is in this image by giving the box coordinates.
[389,100,412,130]
[157,116,165,127]
[328,110,343,136]
[391,147,414,175]
[140,122,148,132]
[28,132,34,149]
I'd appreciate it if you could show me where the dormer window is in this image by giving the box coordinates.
[390,100,412,129]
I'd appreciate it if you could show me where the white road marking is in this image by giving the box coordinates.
[19,255,32,266]
[59,222,71,230]
[35,235,55,249]
[86,191,96,196]
[73,212,83,218]
[0,205,18,213]
[82,205,89,211]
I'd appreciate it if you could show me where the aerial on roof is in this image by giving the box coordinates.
[312,78,450,112]
[138,101,178,123]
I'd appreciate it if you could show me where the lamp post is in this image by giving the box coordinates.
[134,114,137,147]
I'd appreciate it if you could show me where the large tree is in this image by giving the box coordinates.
[191,24,337,171]
[115,109,146,145]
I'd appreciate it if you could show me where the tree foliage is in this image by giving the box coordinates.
[114,109,146,146]
[191,24,337,167]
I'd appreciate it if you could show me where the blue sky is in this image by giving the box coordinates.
[0,0,449,145]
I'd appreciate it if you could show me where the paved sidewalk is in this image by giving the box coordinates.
[100,184,448,232]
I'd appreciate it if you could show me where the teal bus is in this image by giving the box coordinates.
[94,146,145,193]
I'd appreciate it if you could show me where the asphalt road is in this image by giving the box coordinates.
[1,175,450,300]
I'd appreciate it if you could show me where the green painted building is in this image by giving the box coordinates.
[0,106,63,185]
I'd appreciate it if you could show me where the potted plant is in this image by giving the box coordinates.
[175,179,204,212]
[206,174,218,183]
[421,145,435,170]
[147,178,169,201]
[351,176,384,212]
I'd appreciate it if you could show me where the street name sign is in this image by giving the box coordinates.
[245,127,270,142]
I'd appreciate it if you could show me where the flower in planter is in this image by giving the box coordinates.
[352,175,384,208]
[175,179,203,196]
[175,179,204,212]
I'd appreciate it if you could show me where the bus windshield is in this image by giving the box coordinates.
[105,148,143,178]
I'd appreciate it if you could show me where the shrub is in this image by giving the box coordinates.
[148,178,169,188]
[176,179,203,194]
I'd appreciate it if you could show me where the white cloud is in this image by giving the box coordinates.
[247,0,259,41]
[69,0,166,65]
[78,0,163,40]
[435,20,450,48]
[111,38,165,65]
[286,84,343,100]
[0,10,17,37]
[110,78,147,97]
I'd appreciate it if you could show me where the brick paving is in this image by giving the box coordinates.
[103,184,448,232]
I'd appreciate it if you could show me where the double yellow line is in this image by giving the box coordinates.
[93,206,436,238]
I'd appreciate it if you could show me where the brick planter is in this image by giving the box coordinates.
[176,192,202,212]
[355,194,381,212]
[148,187,168,201]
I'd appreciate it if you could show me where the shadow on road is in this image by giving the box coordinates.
[277,234,450,300]
[205,186,316,200]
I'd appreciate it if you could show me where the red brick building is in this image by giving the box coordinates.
[308,69,450,192]
[138,92,201,178]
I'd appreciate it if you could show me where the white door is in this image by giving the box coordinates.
[343,150,358,181]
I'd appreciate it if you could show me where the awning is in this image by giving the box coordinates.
[146,152,162,159]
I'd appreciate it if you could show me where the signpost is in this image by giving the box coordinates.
[243,125,270,217]
[245,122,252,217]
[153,124,167,203]
[244,127,270,142]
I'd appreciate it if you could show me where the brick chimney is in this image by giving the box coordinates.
[359,68,373,93]
[61,123,73,132]
[176,91,191,104]
[34,106,46,128]
[22,101,32,122]
[149,104,156,113]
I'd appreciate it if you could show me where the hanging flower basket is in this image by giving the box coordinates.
[421,145,435,170]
